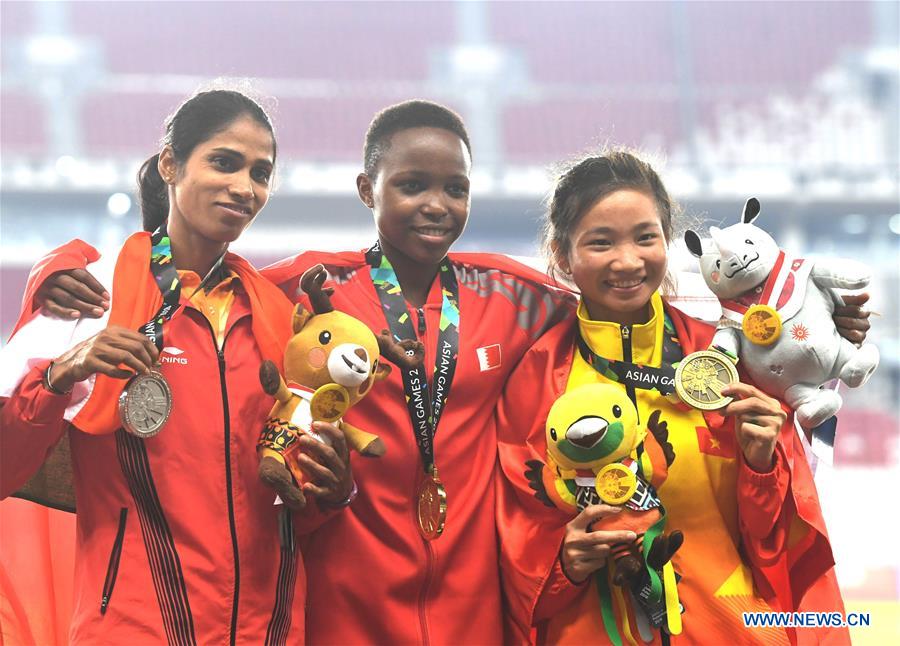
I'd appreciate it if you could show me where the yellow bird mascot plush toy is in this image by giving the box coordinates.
[527,383,684,641]
[258,264,424,508]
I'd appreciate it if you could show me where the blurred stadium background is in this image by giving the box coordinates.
[2,0,898,640]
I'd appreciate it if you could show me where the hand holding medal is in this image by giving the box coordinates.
[45,325,162,429]
[113,227,186,437]
[720,381,786,472]
[674,347,784,471]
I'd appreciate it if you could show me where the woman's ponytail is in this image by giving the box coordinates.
[137,153,168,232]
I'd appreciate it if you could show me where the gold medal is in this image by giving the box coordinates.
[309,383,350,422]
[417,467,447,540]
[118,369,172,438]
[674,349,740,411]
[595,463,637,505]
[742,304,781,345]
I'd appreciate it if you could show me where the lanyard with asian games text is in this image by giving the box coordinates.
[365,243,460,474]
[142,224,185,350]
[575,314,684,400]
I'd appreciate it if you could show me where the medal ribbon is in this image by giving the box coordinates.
[596,569,623,646]
[758,251,787,306]
[719,250,805,321]
[575,314,683,396]
[141,224,185,351]
[365,243,460,473]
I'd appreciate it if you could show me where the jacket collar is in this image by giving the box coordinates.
[575,291,664,366]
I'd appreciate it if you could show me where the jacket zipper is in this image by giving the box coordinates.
[621,325,638,411]
[621,324,632,360]
[621,325,648,471]
[100,507,128,614]
[418,540,435,646]
[416,307,427,337]
[218,345,240,646]
[415,305,433,646]
[201,316,241,646]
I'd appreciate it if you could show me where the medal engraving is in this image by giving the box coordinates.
[674,349,740,411]
[742,304,782,345]
[310,383,350,422]
[417,468,447,540]
[118,370,172,438]
[595,463,638,505]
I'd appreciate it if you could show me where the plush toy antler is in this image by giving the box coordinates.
[300,264,335,314]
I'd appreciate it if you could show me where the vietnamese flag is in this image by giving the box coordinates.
[696,424,737,458]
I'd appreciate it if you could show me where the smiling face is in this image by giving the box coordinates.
[557,189,668,326]
[161,115,274,248]
[358,126,471,270]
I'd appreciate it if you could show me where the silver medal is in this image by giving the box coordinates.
[118,369,172,438]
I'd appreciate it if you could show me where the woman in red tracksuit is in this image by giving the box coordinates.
[0,89,353,644]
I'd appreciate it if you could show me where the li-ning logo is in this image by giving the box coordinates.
[160,346,188,365]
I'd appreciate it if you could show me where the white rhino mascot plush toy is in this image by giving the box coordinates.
[684,197,879,430]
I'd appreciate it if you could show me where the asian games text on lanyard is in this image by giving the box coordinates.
[365,242,460,540]
[118,224,185,438]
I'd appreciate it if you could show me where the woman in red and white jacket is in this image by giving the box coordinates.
[0,89,353,645]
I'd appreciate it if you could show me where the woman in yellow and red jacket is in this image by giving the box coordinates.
[496,151,844,645]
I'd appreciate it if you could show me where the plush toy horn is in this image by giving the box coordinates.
[376,330,425,369]
[299,264,335,314]
[708,226,737,260]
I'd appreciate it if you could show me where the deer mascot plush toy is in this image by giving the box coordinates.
[684,198,879,430]
[258,264,424,507]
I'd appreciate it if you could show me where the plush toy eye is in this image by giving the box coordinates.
[715,259,721,269]
[612,404,622,418]
[318,330,332,345]
[550,427,558,441]
[745,239,754,245]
